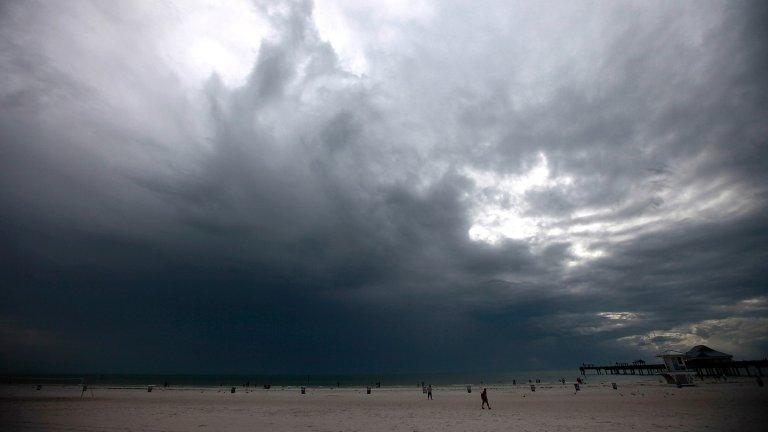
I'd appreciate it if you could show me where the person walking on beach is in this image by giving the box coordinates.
[481,388,491,409]
[427,384,433,400]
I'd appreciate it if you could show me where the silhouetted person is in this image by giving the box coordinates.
[427,384,433,400]
[481,388,491,409]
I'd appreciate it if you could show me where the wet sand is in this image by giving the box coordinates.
[1,380,766,431]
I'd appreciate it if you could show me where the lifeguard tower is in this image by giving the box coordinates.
[657,349,695,387]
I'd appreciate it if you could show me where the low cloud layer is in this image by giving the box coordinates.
[1,0,767,373]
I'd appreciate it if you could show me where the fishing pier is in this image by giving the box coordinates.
[580,359,767,378]
[580,362,665,376]
[580,345,768,380]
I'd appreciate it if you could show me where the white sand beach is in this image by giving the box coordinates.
[2,380,766,432]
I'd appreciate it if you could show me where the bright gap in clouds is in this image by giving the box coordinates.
[153,0,269,88]
[313,0,436,76]
[465,148,755,267]
[159,0,437,86]
[464,153,595,256]
[464,153,605,265]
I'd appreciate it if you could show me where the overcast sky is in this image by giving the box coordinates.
[1,0,767,374]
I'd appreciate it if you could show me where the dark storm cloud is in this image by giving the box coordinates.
[1,0,767,373]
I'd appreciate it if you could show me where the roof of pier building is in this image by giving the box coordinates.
[683,345,732,362]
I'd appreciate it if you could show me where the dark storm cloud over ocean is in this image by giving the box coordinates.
[1,0,767,374]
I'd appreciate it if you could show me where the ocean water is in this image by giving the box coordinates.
[3,370,660,389]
